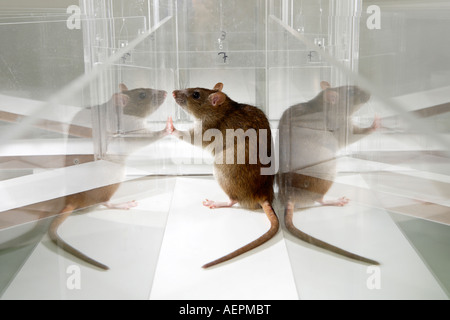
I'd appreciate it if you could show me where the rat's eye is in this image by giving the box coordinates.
[192,91,201,100]
[139,92,147,99]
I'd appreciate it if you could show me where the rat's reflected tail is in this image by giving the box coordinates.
[48,205,109,271]
[284,202,379,266]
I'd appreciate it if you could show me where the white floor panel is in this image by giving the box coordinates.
[1,178,175,300]
[149,177,299,300]
[1,174,448,300]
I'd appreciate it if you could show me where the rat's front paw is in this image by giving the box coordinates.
[372,115,382,131]
[165,116,175,135]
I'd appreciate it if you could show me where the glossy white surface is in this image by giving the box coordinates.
[2,163,448,299]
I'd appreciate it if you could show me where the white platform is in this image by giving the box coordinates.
[1,165,448,300]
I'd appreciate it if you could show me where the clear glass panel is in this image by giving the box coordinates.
[271,0,449,299]
[176,0,267,113]
[0,2,174,299]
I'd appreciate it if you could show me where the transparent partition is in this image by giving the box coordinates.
[271,0,449,299]
[0,1,176,299]
[176,0,267,110]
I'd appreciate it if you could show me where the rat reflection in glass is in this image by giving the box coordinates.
[49,84,170,270]
[277,81,381,265]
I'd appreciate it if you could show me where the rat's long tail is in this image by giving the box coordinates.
[284,202,379,265]
[48,205,109,270]
[202,201,279,269]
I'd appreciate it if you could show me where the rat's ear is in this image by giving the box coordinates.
[112,93,129,107]
[320,81,331,90]
[213,83,224,92]
[209,92,226,107]
[323,90,338,105]
[119,83,129,92]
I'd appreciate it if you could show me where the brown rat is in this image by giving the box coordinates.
[170,82,279,269]
[277,81,381,265]
[49,83,169,270]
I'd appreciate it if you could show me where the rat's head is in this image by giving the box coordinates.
[173,83,229,121]
[319,81,371,114]
[112,83,167,118]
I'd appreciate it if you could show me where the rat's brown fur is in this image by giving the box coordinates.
[172,83,279,268]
